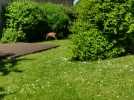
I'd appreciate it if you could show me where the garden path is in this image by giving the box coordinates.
[0,42,58,59]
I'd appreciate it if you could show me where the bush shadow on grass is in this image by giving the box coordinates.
[0,87,8,100]
[0,57,29,76]
[0,57,34,100]
[0,86,18,100]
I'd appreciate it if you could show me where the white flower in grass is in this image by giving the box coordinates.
[129,69,134,72]
[61,57,68,61]
[116,95,120,98]
[81,61,87,64]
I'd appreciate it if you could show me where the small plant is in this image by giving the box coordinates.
[1,28,25,42]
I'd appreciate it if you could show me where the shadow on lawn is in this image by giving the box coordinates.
[0,58,33,99]
[0,87,12,100]
[0,86,18,100]
[0,87,7,100]
[0,58,25,76]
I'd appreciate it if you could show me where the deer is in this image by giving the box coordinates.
[42,32,57,40]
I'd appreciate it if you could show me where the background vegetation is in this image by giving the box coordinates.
[0,1,72,42]
[71,0,134,61]
[40,3,72,38]
[1,1,48,42]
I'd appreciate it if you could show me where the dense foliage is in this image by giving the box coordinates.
[72,0,134,61]
[1,1,48,42]
[1,1,72,42]
[1,28,25,42]
[72,29,125,61]
[41,3,71,38]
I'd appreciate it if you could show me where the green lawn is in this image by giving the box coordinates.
[1,39,134,100]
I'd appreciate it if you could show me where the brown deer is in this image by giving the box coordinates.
[42,32,57,40]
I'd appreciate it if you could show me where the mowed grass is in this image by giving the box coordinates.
[1,40,134,100]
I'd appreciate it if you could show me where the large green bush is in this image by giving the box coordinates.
[41,3,71,38]
[72,0,134,61]
[2,1,48,42]
[72,29,125,61]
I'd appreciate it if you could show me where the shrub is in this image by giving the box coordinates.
[71,0,134,61]
[40,3,71,38]
[2,1,48,42]
[72,29,125,61]
[71,19,93,34]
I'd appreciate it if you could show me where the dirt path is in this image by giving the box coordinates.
[0,42,58,59]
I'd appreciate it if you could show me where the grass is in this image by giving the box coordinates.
[0,39,134,100]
